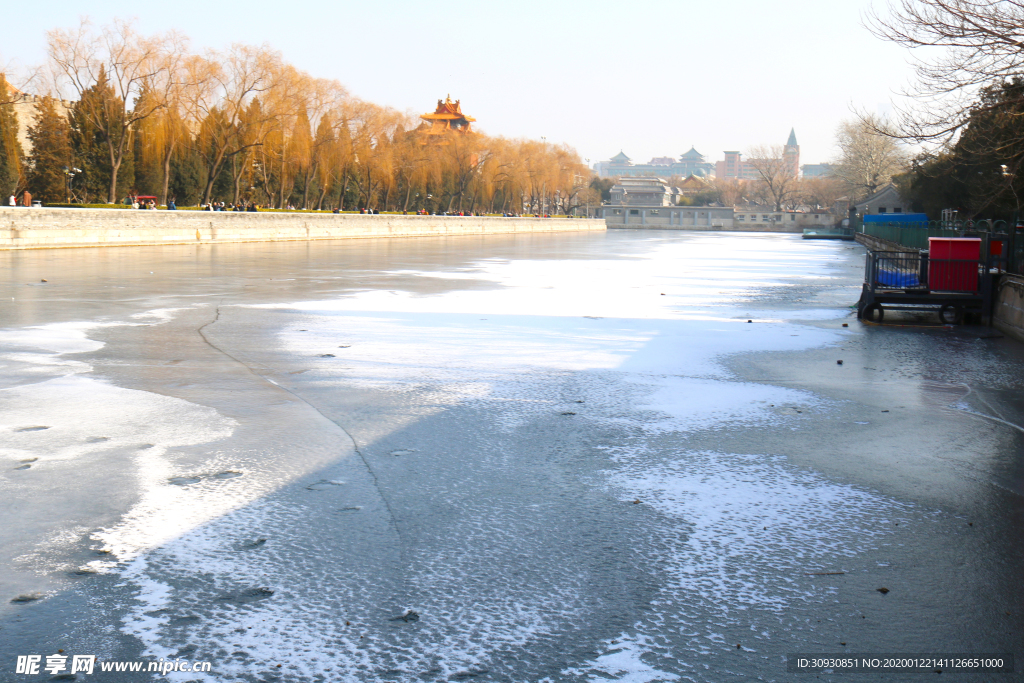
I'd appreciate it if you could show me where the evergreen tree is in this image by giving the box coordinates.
[68,70,134,203]
[167,144,205,207]
[0,74,23,199]
[27,96,75,203]
[905,78,1024,219]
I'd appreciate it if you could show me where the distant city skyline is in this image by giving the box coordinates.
[1,0,918,168]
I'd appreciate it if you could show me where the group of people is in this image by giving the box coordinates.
[201,201,259,212]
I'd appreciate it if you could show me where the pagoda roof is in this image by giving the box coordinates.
[421,95,476,123]
[679,146,704,160]
[609,151,631,163]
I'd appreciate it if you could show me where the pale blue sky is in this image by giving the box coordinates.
[3,0,915,168]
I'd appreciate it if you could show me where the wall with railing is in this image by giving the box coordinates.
[858,219,1024,275]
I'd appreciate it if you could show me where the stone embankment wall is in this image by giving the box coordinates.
[608,223,802,233]
[0,208,604,250]
[993,274,1024,342]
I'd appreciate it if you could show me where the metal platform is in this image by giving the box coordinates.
[856,250,993,324]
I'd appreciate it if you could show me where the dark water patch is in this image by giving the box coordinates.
[174,645,197,658]
[49,675,77,681]
[389,609,420,623]
[449,668,489,681]
[169,614,201,626]
[211,470,243,480]
[168,476,202,486]
[318,353,335,358]
[331,507,362,514]
[11,593,44,603]
[239,538,268,550]
[216,587,275,604]
[305,479,345,491]
[14,426,49,432]
[136,443,155,450]
[68,568,98,577]
[85,436,110,443]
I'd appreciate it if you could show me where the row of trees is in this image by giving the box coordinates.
[0,19,592,214]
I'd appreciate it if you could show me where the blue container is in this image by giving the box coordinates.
[863,213,929,224]
[876,269,920,287]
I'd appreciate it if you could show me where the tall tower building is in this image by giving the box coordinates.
[784,128,800,178]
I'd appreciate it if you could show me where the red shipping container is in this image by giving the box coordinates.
[928,237,980,292]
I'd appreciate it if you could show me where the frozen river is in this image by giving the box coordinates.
[1,230,1022,682]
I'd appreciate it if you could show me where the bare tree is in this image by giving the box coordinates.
[47,18,177,203]
[746,144,797,211]
[799,177,847,213]
[832,115,909,199]
[186,43,281,205]
[712,177,745,207]
[867,0,1024,144]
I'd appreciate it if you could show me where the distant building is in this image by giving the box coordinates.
[801,163,834,178]
[608,177,682,206]
[601,204,735,228]
[594,147,715,178]
[676,174,713,197]
[417,95,475,144]
[733,210,835,228]
[852,183,909,216]
[4,84,72,157]
[783,128,799,178]
[715,151,758,180]
[715,129,801,179]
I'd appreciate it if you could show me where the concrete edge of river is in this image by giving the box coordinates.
[0,207,605,251]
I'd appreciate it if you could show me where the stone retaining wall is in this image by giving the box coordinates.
[993,273,1024,342]
[607,224,802,233]
[0,208,604,250]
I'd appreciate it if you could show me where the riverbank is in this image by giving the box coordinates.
[856,232,1024,342]
[0,207,603,250]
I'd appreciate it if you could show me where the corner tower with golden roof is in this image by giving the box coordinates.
[419,95,476,143]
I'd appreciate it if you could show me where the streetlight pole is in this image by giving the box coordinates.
[62,167,80,203]
[541,137,547,215]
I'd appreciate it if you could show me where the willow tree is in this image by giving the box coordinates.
[0,74,22,198]
[134,36,197,204]
[187,44,281,205]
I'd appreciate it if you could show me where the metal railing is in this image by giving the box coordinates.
[858,219,1023,275]
[866,250,983,293]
